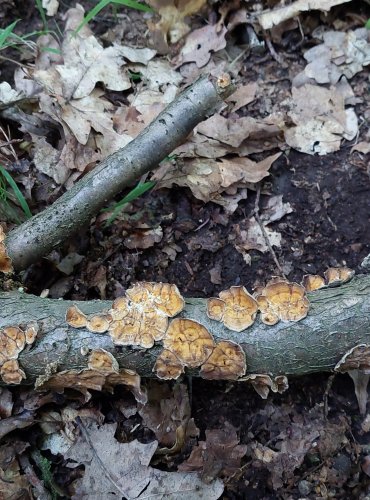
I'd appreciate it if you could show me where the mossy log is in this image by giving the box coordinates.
[1,274,369,384]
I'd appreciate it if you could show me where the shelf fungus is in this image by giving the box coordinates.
[240,374,289,399]
[65,305,88,329]
[256,279,309,324]
[207,286,258,332]
[88,349,119,374]
[334,344,370,415]
[163,318,215,368]
[0,226,13,273]
[302,274,326,292]
[0,324,38,384]
[1,359,26,385]
[200,340,246,380]
[153,349,185,380]
[324,267,354,287]
[108,298,168,348]
[126,282,185,317]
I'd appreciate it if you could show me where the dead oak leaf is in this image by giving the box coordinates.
[178,421,247,483]
[147,0,207,45]
[35,34,156,100]
[176,24,228,68]
[64,421,223,499]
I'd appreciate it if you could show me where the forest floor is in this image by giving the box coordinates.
[0,0,370,498]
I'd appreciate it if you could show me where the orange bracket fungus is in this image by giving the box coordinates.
[1,359,26,385]
[0,226,13,273]
[126,282,185,317]
[0,324,38,384]
[153,349,185,380]
[241,374,289,399]
[65,305,88,329]
[334,344,370,415]
[324,267,355,286]
[256,279,309,324]
[88,349,119,374]
[108,297,168,349]
[163,318,215,368]
[302,274,325,292]
[207,286,258,332]
[200,340,246,380]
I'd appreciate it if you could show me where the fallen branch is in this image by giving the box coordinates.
[5,74,234,271]
[1,274,369,384]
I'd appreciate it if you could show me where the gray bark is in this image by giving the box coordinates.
[5,75,234,271]
[1,274,369,384]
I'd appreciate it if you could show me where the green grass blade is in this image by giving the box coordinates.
[76,0,111,33]
[76,0,152,33]
[0,20,18,50]
[34,0,48,29]
[0,165,32,219]
[104,180,155,224]
[366,19,370,29]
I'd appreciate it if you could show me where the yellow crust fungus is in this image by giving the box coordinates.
[88,348,119,374]
[324,267,354,286]
[65,305,88,328]
[1,359,26,384]
[208,286,258,332]
[126,282,184,317]
[302,274,325,292]
[257,280,309,323]
[200,340,246,380]
[0,226,13,274]
[153,349,185,380]
[163,318,215,368]
[86,314,112,333]
[206,298,225,322]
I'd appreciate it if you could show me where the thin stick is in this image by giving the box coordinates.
[253,185,286,279]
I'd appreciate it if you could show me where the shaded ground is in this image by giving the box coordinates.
[1,0,370,498]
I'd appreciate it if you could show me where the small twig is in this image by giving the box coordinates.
[263,31,285,65]
[253,186,286,279]
[323,373,336,419]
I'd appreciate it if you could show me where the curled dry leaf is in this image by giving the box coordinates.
[88,349,119,374]
[65,305,88,328]
[0,227,13,274]
[176,24,228,68]
[146,0,207,45]
[257,280,309,323]
[200,341,246,380]
[35,367,147,404]
[163,318,215,368]
[324,267,354,286]
[126,282,184,317]
[153,349,185,380]
[302,274,326,292]
[1,360,26,385]
[207,286,258,332]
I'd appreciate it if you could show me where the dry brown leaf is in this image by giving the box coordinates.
[178,421,247,483]
[284,84,358,155]
[147,0,207,45]
[226,82,257,112]
[258,0,351,30]
[154,153,281,212]
[176,24,228,68]
[63,420,223,498]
